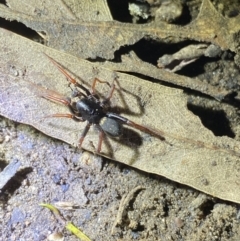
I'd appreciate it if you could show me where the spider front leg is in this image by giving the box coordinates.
[91,78,111,95]
[90,78,115,104]
[44,53,91,96]
[41,89,84,122]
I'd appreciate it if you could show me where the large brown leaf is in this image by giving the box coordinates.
[0,0,239,59]
[1,28,240,203]
[5,0,113,21]
[0,0,238,101]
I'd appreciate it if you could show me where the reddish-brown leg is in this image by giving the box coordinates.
[97,129,105,153]
[78,123,104,152]
[44,53,91,97]
[91,78,111,95]
[44,113,74,119]
[41,89,71,106]
[43,113,84,122]
[44,53,82,86]
[127,120,165,141]
[78,122,91,149]
[41,90,84,121]
[104,82,115,103]
[91,79,116,106]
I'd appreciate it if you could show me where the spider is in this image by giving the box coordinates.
[42,54,164,153]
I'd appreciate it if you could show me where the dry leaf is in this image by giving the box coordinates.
[1,28,240,204]
[100,51,230,101]
[0,0,239,59]
[0,0,238,101]
[5,0,112,21]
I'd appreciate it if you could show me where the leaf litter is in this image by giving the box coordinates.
[0,0,239,60]
[0,1,240,240]
[0,0,239,100]
[0,28,240,204]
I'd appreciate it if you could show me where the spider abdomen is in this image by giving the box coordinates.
[100,117,123,137]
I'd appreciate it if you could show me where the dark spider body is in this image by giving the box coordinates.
[43,54,164,152]
[75,96,123,137]
[76,97,105,124]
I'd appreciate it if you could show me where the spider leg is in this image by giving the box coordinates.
[91,78,111,95]
[40,87,71,106]
[106,112,165,141]
[40,88,84,121]
[43,113,84,122]
[90,78,114,107]
[127,120,165,140]
[78,123,104,152]
[44,53,91,96]
[94,124,105,153]
[104,82,115,103]
[78,122,91,149]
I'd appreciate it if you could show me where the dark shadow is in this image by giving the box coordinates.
[0,17,42,41]
[110,78,145,117]
[177,56,220,78]
[174,2,192,25]
[0,167,33,200]
[106,0,132,22]
[198,199,215,219]
[0,159,8,170]
[119,127,143,147]
[187,103,235,137]
[163,200,170,217]
[0,0,6,5]
[102,127,142,160]
[113,39,181,64]
[114,39,213,73]
[107,0,191,24]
